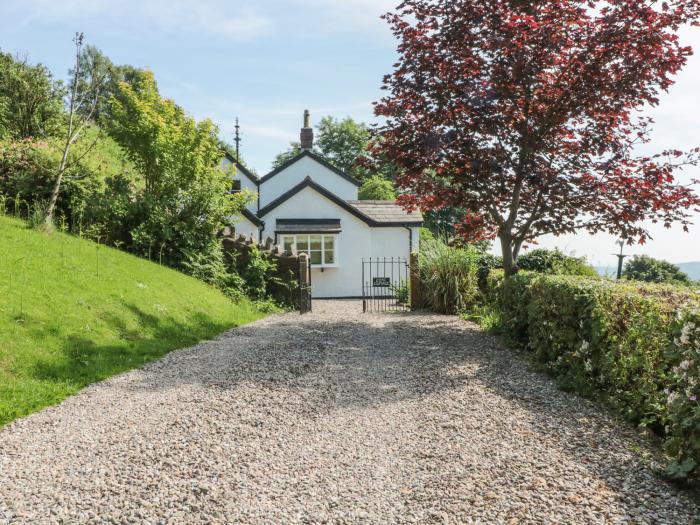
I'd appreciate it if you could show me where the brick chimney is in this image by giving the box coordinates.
[300,109,313,151]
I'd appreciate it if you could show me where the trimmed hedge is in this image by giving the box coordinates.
[485,271,700,482]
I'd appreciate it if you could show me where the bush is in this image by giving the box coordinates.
[476,251,503,290]
[418,238,480,314]
[484,271,700,483]
[623,255,692,286]
[517,248,598,277]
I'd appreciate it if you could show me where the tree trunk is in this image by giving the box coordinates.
[499,233,518,277]
[45,146,70,226]
[44,32,84,228]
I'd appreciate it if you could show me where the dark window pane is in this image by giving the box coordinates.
[310,251,322,265]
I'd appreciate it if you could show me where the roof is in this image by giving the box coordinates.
[258,177,422,227]
[347,200,423,224]
[258,150,361,187]
[223,151,260,185]
[276,219,342,234]
[241,208,264,227]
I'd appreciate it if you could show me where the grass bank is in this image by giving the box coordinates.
[0,216,265,425]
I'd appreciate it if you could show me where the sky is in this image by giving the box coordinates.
[1,0,699,266]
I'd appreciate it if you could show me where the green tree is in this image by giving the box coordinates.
[315,116,371,177]
[272,142,304,169]
[358,174,396,200]
[45,33,106,228]
[623,255,692,285]
[0,50,64,139]
[75,46,152,123]
[105,70,250,271]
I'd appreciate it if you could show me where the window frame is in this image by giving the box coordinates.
[281,234,339,268]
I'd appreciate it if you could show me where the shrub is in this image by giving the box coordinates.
[418,238,480,314]
[517,248,598,277]
[664,307,700,479]
[483,271,700,483]
[476,251,503,290]
[623,255,692,286]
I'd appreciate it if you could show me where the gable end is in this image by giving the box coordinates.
[258,150,361,187]
[258,177,421,227]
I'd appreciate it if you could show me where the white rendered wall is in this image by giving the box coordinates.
[220,157,259,212]
[258,155,358,208]
[230,215,259,240]
[260,186,415,298]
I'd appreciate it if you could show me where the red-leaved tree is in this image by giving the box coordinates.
[374,0,700,275]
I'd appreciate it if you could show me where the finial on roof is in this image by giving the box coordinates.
[300,109,313,151]
[234,117,241,159]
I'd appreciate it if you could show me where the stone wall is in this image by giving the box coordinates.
[220,230,302,307]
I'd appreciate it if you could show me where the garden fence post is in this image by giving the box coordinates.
[410,251,420,311]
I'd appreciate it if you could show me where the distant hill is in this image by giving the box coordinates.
[677,262,700,281]
[595,261,700,281]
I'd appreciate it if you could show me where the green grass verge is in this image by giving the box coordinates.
[0,216,265,426]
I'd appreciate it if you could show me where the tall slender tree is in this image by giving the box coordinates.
[375,0,700,275]
[45,33,104,228]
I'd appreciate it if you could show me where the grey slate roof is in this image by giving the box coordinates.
[346,200,423,225]
[276,219,342,233]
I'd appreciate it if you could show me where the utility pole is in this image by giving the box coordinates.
[234,117,241,160]
[613,240,628,280]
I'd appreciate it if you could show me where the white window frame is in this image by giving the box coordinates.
[281,234,339,268]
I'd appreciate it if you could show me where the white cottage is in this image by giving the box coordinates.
[221,112,423,298]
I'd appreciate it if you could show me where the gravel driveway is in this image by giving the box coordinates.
[1,300,698,524]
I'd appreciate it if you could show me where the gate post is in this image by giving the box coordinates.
[410,252,420,311]
[298,253,312,314]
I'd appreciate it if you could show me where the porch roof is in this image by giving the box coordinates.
[275,218,342,234]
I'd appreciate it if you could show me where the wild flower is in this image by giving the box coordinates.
[667,391,679,406]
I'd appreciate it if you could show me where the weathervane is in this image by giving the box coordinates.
[234,117,241,159]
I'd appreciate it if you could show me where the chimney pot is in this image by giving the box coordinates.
[300,109,313,150]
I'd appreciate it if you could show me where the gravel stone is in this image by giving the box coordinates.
[1,300,698,524]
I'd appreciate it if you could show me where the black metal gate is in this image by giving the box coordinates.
[362,257,410,313]
[298,255,312,314]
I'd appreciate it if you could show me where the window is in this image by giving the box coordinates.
[230,180,242,193]
[281,234,338,267]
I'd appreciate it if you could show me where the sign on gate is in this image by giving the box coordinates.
[362,257,410,313]
[372,277,391,288]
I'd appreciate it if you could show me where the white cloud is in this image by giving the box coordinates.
[140,2,273,40]
[3,0,274,41]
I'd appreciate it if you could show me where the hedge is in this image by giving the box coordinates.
[485,271,700,482]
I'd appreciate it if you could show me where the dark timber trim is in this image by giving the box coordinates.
[257,177,422,227]
[223,151,260,186]
[241,208,264,227]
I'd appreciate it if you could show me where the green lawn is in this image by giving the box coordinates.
[0,216,265,426]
